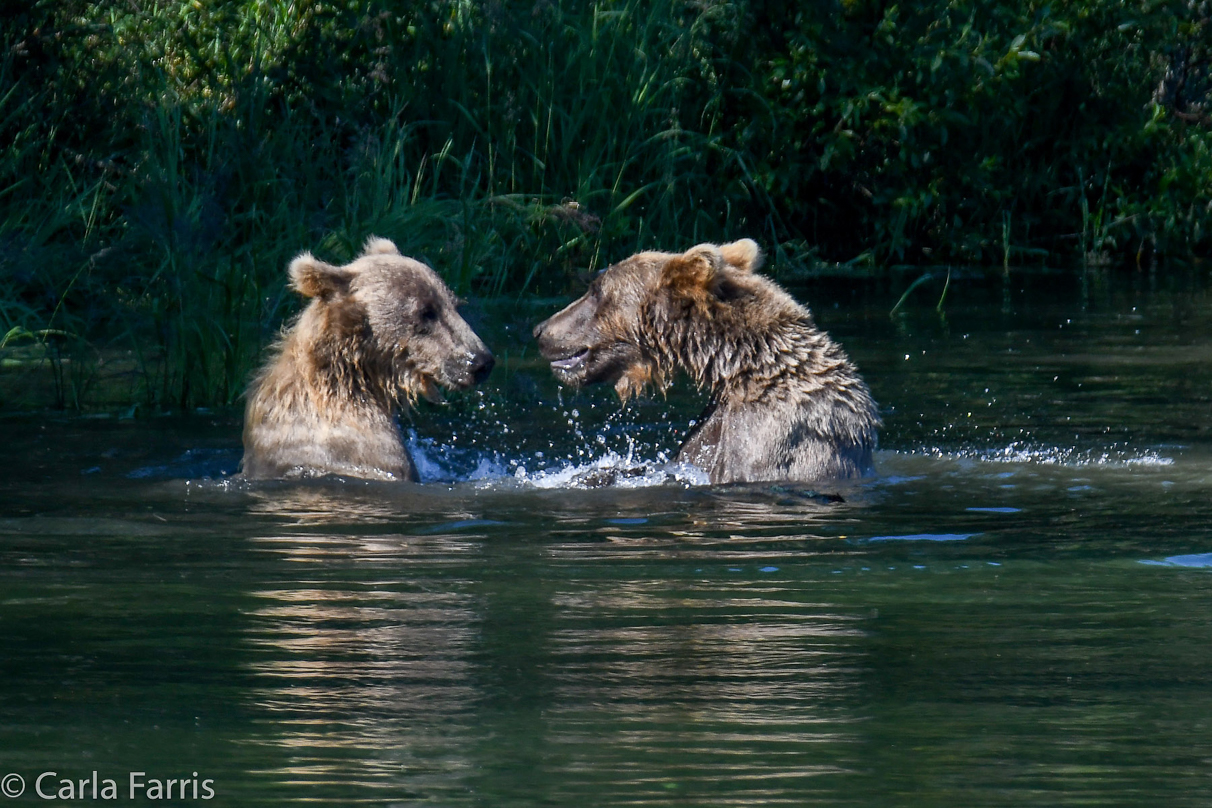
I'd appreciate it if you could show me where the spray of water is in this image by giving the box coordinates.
[908,440,1173,468]
[404,387,706,489]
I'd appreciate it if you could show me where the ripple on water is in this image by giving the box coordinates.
[1139,553,1212,568]
[867,533,977,543]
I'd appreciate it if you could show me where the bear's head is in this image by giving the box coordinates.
[533,239,784,399]
[289,237,494,402]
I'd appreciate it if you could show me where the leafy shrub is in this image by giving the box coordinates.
[0,0,1208,407]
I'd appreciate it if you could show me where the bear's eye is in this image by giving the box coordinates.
[419,304,439,323]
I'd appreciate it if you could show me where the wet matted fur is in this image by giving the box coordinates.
[242,237,494,481]
[533,239,880,484]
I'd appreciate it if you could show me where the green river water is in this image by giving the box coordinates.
[2,272,1211,806]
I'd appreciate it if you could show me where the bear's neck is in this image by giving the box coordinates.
[289,308,403,415]
[655,311,842,405]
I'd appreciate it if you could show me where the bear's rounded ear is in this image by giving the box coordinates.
[662,244,723,295]
[361,236,400,256]
[719,239,763,273]
[289,252,356,300]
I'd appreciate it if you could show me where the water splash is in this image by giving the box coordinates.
[510,452,709,490]
[909,441,1173,468]
[403,386,708,489]
[406,429,510,483]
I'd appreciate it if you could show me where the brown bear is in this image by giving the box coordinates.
[533,239,880,484]
[241,237,494,481]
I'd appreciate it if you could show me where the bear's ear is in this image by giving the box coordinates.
[662,244,723,295]
[289,252,356,300]
[719,239,763,273]
[361,236,400,257]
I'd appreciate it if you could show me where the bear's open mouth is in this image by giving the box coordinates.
[419,374,446,403]
[550,349,589,371]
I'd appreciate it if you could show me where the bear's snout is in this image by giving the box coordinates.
[470,350,495,384]
[533,303,590,361]
[533,318,568,362]
[443,347,494,389]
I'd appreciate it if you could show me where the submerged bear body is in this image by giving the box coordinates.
[242,237,493,481]
[534,239,879,485]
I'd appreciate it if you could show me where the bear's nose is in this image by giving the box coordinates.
[470,352,495,384]
[532,320,547,340]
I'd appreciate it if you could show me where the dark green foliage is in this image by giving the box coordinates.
[754,0,1212,264]
[0,0,1209,408]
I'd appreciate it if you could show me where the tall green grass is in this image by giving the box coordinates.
[0,1,755,409]
[1,0,1209,409]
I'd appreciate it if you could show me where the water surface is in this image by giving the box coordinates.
[2,272,1211,806]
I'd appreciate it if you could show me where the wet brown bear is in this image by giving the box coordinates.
[533,240,880,484]
[242,237,494,481]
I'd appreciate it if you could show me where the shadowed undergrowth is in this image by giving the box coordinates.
[1,0,1209,409]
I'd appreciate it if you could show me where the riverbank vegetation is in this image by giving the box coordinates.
[2,0,1210,409]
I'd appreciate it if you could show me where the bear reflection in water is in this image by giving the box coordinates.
[238,486,863,794]
[534,239,880,485]
[241,237,494,482]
